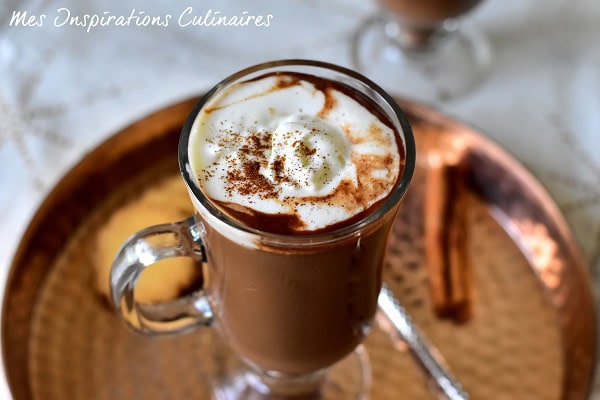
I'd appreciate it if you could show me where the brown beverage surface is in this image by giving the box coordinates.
[378,0,482,26]
[187,71,405,374]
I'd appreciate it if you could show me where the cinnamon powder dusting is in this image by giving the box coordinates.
[213,130,278,200]
[227,161,276,198]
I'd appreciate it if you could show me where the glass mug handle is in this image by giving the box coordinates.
[110,216,214,335]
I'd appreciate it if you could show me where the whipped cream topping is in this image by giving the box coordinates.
[264,114,356,197]
[188,72,402,232]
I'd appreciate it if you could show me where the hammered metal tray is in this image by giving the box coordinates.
[2,98,596,399]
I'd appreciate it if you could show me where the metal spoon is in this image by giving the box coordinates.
[377,283,469,400]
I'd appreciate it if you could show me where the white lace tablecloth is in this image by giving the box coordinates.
[1,0,599,398]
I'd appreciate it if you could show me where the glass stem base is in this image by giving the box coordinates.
[212,346,371,400]
[352,15,493,103]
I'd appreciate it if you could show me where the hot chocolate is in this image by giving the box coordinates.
[188,72,403,234]
[185,70,407,375]
[378,0,482,27]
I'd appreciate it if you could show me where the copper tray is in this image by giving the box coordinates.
[2,98,596,399]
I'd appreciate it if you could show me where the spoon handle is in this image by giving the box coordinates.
[377,283,469,400]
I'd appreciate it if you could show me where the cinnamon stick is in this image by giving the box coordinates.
[447,166,473,323]
[423,157,473,323]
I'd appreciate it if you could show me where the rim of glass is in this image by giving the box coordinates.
[179,59,416,245]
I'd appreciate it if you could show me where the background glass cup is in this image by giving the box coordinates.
[351,0,492,103]
[110,60,415,399]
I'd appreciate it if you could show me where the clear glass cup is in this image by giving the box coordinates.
[110,60,416,399]
[351,0,492,103]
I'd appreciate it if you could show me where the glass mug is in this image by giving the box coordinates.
[351,0,492,103]
[110,60,415,399]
